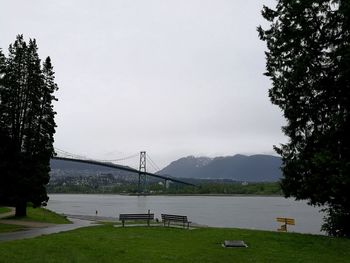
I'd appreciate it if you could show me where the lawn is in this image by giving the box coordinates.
[8,207,71,224]
[0,226,349,263]
[0,207,11,214]
[0,207,70,233]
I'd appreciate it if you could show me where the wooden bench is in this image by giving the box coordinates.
[119,213,154,227]
[161,214,191,229]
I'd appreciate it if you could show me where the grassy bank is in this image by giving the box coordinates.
[1,225,349,262]
[0,206,70,233]
[0,207,11,214]
[8,207,71,224]
[0,206,24,233]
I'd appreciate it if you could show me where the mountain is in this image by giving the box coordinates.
[159,156,212,177]
[158,154,282,182]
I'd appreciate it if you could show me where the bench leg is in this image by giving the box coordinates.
[147,219,150,226]
[122,220,125,227]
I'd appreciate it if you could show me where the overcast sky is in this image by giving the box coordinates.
[0,0,286,171]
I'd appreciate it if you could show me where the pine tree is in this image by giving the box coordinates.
[0,49,10,204]
[0,35,58,216]
[258,1,350,237]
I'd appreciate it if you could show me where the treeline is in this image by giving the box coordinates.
[47,180,282,195]
[167,182,282,195]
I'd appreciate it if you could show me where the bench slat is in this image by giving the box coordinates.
[119,214,154,220]
[161,214,191,229]
[162,217,187,221]
[119,213,154,227]
[161,214,187,221]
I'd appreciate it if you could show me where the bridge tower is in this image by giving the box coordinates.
[138,151,147,193]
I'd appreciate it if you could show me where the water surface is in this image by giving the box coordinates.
[47,194,325,234]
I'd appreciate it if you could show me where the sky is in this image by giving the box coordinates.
[0,0,286,171]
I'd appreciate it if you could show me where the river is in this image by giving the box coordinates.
[47,194,325,235]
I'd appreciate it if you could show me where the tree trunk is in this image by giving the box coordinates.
[15,201,27,217]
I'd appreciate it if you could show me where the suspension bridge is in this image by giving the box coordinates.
[52,148,195,193]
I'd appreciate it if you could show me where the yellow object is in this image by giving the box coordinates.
[276,217,295,225]
[276,217,295,232]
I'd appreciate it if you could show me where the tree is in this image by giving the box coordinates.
[258,1,350,237]
[0,49,9,201]
[0,35,58,216]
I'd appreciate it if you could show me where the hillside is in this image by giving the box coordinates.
[159,156,212,177]
[158,154,282,182]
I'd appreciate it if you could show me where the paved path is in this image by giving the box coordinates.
[0,219,56,228]
[0,207,15,219]
[0,217,96,242]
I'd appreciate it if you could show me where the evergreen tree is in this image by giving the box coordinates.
[0,49,10,203]
[258,1,350,237]
[0,35,58,216]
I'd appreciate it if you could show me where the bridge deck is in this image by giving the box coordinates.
[52,156,195,187]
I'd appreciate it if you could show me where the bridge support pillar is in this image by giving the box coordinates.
[138,151,147,194]
[138,173,141,193]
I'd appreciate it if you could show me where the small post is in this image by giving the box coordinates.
[147,209,150,226]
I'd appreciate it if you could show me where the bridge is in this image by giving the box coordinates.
[52,149,195,193]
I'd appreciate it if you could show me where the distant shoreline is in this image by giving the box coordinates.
[48,192,283,197]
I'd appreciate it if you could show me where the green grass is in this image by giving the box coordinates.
[9,207,71,224]
[0,226,349,263]
[0,207,11,214]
